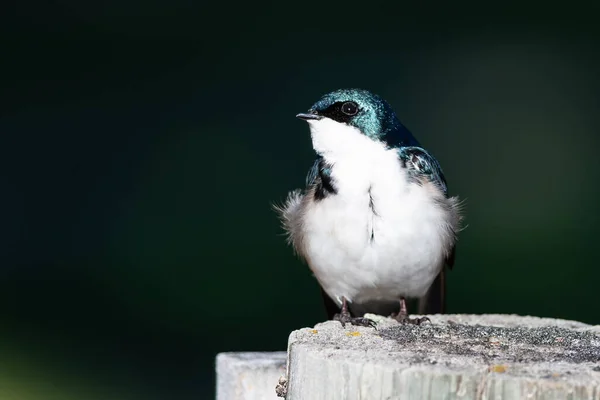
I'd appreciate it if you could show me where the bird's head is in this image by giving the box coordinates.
[297,88,418,156]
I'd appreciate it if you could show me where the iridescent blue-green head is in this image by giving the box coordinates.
[297,88,419,149]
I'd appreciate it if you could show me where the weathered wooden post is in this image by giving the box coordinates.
[216,314,600,400]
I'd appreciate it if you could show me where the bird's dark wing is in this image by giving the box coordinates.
[397,146,448,196]
[398,146,455,315]
[305,156,337,201]
[305,157,322,187]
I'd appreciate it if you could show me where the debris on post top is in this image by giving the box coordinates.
[282,314,600,400]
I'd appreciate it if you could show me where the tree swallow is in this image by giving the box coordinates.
[276,88,463,327]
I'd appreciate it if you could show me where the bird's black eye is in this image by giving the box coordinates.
[341,101,359,116]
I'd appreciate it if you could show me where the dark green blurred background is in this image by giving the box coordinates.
[1,3,599,399]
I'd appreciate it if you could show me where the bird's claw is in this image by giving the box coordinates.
[392,313,430,325]
[333,312,376,328]
[351,317,377,328]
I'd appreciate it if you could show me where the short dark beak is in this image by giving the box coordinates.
[296,112,322,121]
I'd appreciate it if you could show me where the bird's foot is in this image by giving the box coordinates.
[391,313,430,325]
[391,297,430,325]
[333,311,376,328]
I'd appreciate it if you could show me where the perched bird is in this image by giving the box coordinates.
[276,88,462,326]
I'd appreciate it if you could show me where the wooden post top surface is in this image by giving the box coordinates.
[281,314,600,400]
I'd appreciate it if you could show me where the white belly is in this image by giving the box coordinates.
[301,148,449,307]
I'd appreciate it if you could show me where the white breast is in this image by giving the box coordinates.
[299,118,453,307]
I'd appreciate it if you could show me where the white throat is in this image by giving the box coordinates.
[307,118,385,160]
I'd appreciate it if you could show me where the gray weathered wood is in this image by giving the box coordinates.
[216,351,286,400]
[282,314,600,400]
